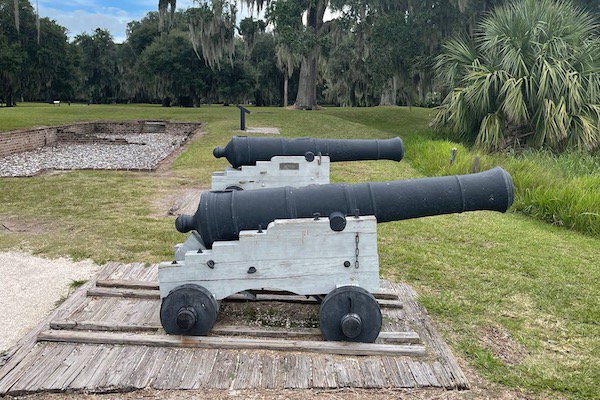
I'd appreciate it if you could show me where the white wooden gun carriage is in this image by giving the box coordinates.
[211,155,330,191]
[159,214,383,342]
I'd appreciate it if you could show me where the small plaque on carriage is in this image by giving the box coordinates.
[279,163,300,170]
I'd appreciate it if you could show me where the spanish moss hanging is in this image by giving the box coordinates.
[187,0,237,69]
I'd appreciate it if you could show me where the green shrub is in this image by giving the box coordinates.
[434,0,600,152]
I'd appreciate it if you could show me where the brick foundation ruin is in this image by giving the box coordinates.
[0,121,203,177]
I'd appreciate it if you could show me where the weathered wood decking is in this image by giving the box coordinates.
[0,262,469,395]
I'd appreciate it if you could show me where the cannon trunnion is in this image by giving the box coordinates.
[159,167,514,343]
[210,136,404,191]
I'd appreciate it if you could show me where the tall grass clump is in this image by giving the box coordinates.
[408,136,600,235]
[434,0,600,152]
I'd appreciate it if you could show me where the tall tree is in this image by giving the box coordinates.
[137,30,212,106]
[0,34,22,106]
[276,44,300,107]
[187,0,237,69]
[74,29,119,103]
[180,0,332,109]
[0,0,80,104]
[263,0,330,109]
[158,0,177,32]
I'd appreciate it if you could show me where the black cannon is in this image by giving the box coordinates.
[160,167,514,342]
[177,167,514,248]
[213,136,405,168]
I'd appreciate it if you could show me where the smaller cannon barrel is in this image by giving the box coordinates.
[177,167,514,248]
[213,136,405,168]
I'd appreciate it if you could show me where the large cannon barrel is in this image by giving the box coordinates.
[213,136,405,168]
[177,167,514,248]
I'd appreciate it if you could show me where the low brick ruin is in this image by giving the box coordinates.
[0,121,202,177]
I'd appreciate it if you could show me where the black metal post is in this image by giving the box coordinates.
[236,105,251,131]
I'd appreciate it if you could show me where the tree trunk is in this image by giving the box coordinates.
[294,51,319,109]
[6,86,15,107]
[292,1,326,110]
[380,76,398,106]
[283,73,288,107]
[14,0,20,34]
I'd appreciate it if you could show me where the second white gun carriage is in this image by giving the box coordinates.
[211,136,404,190]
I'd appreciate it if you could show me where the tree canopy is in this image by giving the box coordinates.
[1,0,598,154]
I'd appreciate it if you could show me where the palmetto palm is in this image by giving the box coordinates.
[434,0,600,152]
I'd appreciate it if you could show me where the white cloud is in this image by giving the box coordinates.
[40,6,133,42]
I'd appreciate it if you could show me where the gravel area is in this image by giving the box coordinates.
[0,252,98,354]
[0,133,188,177]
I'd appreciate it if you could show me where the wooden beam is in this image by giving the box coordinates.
[96,280,159,290]
[48,321,421,344]
[37,330,426,357]
[87,287,403,309]
[95,280,399,300]
[87,287,158,299]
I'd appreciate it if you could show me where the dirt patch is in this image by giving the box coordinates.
[151,187,206,218]
[480,325,528,365]
[0,217,53,235]
[219,302,321,329]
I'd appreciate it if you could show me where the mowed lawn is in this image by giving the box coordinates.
[0,103,598,399]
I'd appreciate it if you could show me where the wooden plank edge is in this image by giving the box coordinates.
[95,280,399,300]
[86,288,403,308]
[387,282,470,389]
[49,321,421,344]
[37,330,426,358]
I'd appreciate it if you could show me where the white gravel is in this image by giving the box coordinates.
[0,133,187,177]
[0,252,98,354]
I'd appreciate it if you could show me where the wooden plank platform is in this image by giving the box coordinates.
[0,262,469,395]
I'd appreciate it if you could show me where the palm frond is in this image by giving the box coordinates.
[476,112,505,151]
[436,0,600,152]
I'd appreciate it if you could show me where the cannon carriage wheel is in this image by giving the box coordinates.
[160,284,218,336]
[319,286,382,343]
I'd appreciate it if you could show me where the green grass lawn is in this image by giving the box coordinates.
[1,103,599,398]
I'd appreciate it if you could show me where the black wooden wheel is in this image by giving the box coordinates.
[160,284,218,336]
[319,286,382,343]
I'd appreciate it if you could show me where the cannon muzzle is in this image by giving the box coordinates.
[176,167,514,247]
[213,136,405,168]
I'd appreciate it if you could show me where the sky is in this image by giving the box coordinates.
[37,0,256,43]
